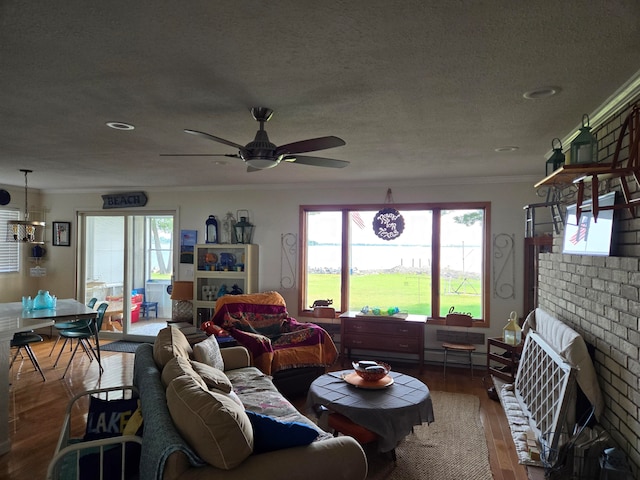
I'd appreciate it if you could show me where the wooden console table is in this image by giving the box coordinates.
[339,311,426,371]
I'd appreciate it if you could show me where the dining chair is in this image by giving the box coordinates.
[48,297,99,357]
[10,331,46,381]
[442,312,476,379]
[54,303,107,378]
[133,288,158,318]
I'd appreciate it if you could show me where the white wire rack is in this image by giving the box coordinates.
[514,331,577,468]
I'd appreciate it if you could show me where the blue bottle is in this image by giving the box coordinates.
[205,215,218,244]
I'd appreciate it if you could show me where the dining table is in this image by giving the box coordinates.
[0,298,97,455]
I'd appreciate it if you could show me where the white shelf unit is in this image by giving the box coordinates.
[192,243,259,326]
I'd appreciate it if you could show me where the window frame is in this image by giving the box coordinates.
[299,202,491,327]
[0,208,20,273]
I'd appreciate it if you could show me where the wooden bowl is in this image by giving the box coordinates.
[352,361,391,382]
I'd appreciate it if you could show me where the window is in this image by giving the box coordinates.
[0,209,20,273]
[300,203,490,324]
[146,216,174,281]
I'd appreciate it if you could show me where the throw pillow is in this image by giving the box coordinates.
[190,360,233,394]
[84,396,142,441]
[153,326,193,368]
[227,390,244,408]
[166,376,253,470]
[161,356,207,390]
[245,410,319,454]
[192,335,224,370]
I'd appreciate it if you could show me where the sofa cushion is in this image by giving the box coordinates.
[192,335,224,370]
[84,396,141,441]
[166,375,253,470]
[245,410,319,453]
[190,360,233,394]
[153,326,192,368]
[161,356,207,389]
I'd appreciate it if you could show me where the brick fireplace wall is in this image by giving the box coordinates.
[536,100,640,474]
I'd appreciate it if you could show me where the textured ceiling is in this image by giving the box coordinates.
[1,1,639,191]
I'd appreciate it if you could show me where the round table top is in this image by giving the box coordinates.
[307,369,434,452]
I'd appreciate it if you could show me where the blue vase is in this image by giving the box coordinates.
[33,290,54,309]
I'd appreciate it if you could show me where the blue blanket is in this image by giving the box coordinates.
[133,343,205,480]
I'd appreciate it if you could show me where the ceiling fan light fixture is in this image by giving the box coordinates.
[174,107,347,171]
[245,158,280,169]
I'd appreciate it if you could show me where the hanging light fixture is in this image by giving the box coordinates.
[570,114,598,165]
[546,138,566,176]
[6,169,45,244]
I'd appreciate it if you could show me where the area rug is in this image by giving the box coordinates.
[366,391,492,480]
[100,340,146,353]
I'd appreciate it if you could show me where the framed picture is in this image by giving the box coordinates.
[52,221,71,246]
[180,229,197,263]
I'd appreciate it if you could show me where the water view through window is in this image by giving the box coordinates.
[303,206,486,319]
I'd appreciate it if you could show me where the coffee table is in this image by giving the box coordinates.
[306,369,434,453]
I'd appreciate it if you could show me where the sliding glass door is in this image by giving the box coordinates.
[78,211,175,341]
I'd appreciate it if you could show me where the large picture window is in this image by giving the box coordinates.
[300,203,490,325]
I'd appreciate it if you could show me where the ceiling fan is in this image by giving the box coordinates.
[162,107,349,172]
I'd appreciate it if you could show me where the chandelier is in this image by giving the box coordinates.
[6,169,45,244]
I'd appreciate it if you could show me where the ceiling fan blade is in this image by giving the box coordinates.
[159,153,240,158]
[283,155,350,168]
[184,129,248,153]
[275,136,345,156]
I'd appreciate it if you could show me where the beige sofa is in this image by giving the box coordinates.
[133,326,367,480]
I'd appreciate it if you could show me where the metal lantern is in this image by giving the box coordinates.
[570,114,598,164]
[234,214,254,244]
[546,138,566,176]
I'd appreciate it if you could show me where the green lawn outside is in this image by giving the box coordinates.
[151,273,172,281]
[308,272,482,317]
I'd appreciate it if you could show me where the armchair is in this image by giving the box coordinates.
[211,292,338,379]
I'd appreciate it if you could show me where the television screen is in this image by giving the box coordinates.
[562,191,616,256]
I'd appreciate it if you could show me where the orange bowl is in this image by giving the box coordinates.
[352,361,391,382]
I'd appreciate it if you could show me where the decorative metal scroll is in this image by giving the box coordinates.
[493,233,515,299]
[280,233,297,289]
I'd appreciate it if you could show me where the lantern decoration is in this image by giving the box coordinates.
[373,189,404,241]
[205,215,218,244]
[546,138,566,176]
[222,212,237,244]
[570,114,598,165]
[234,210,254,244]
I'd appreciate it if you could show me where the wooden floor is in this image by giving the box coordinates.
[0,338,533,480]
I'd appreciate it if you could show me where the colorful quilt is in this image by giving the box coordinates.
[211,292,338,375]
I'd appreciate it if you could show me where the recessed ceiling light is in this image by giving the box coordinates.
[523,86,561,100]
[106,121,135,130]
[495,146,519,152]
